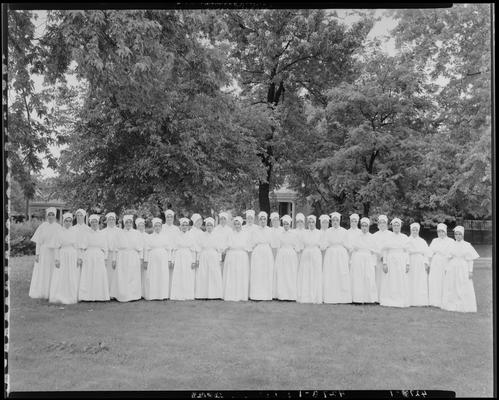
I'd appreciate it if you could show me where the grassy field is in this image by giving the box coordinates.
[7,256,494,396]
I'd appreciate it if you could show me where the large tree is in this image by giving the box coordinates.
[217,9,372,213]
[388,4,492,219]
[42,10,264,215]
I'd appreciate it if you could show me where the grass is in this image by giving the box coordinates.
[7,256,494,396]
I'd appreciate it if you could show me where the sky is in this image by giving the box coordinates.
[28,9,399,178]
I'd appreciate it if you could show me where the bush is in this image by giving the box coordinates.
[9,220,42,256]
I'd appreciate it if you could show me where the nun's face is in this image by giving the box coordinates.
[194,219,202,229]
[107,217,116,227]
[76,214,85,224]
[454,231,463,241]
[377,220,387,231]
[331,217,340,228]
[361,222,369,233]
[411,227,419,237]
[63,217,73,228]
[296,220,305,229]
[271,218,280,228]
[137,223,145,232]
[47,212,56,223]
[259,216,267,227]
[90,219,99,230]
[234,220,242,230]
[246,215,254,225]
[220,217,227,226]
[320,219,329,229]
[350,219,358,228]
[180,222,190,232]
[206,223,214,233]
[437,230,446,239]
[392,222,401,233]
[154,223,162,233]
[283,221,290,231]
[165,214,174,225]
[307,219,316,229]
[124,219,133,230]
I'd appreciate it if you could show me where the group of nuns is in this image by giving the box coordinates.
[28,207,480,312]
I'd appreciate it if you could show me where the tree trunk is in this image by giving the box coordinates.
[363,201,370,217]
[25,197,30,220]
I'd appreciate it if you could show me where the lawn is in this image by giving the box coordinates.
[7,256,494,396]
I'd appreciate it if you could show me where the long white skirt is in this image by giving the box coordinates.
[375,256,383,299]
[297,247,323,304]
[275,246,298,300]
[350,250,378,303]
[144,248,170,300]
[379,251,409,308]
[428,254,447,308]
[49,247,80,304]
[323,245,352,303]
[272,248,278,299]
[441,257,477,312]
[170,248,195,300]
[249,243,274,300]
[223,249,249,301]
[29,245,56,299]
[105,258,115,293]
[408,254,429,306]
[78,247,110,301]
[195,249,223,299]
[110,249,141,302]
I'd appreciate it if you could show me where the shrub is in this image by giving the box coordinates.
[9,219,42,256]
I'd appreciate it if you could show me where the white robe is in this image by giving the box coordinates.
[249,226,274,300]
[270,226,284,298]
[213,224,233,275]
[350,231,378,303]
[170,230,198,300]
[274,229,299,301]
[223,230,251,301]
[379,232,410,308]
[49,227,81,304]
[29,221,63,299]
[407,236,430,306]
[78,228,110,301]
[110,228,142,302]
[101,225,121,291]
[372,229,393,298]
[195,231,224,299]
[442,240,479,313]
[297,229,323,304]
[322,226,352,304]
[136,229,150,297]
[143,232,170,300]
[161,223,180,294]
[428,237,455,308]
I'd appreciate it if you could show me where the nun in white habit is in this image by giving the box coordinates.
[195,217,224,299]
[170,217,199,300]
[350,217,378,304]
[322,212,352,304]
[223,216,251,301]
[428,223,454,308]
[407,222,430,306]
[346,214,361,256]
[110,215,143,302]
[213,211,232,274]
[372,215,392,298]
[49,213,81,304]
[379,218,410,308]
[135,217,149,298]
[143,218,170,300]
[297,215,323,304]
[249,211,274,301]
[78,214,110,301]
[274,215,299,301]
[101,212,120,292]
[441,226,479,312]
[161,209,180,294]
[270,211,283,298]
[29,207,62,299]
[71,209,91,259]
[294,213,307,263]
